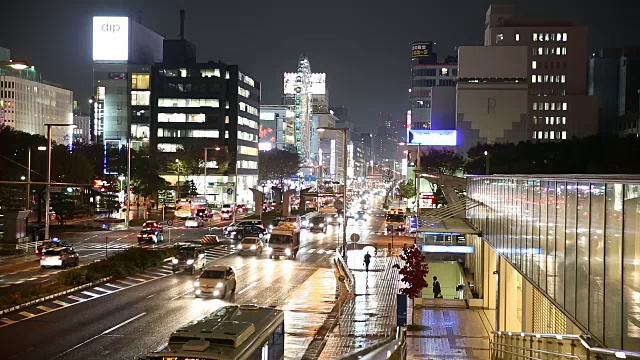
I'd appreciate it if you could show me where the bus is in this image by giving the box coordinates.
[386,209,407,232]
[175,196,210,219]
[175,198,193,219]
[143,304,284,360]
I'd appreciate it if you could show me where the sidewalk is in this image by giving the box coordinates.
[317,249,490,360]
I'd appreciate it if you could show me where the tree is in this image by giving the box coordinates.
[397,179,416,204]
[258,149,301,187]
[130,147,169,198]
[398,245,429,324]
[420,148,466,175]
[181,180,198,197]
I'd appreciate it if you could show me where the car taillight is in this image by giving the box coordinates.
[58,256,64,260]
[40,256,45,260]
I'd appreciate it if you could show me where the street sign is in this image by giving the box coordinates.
[350,233,360,243]
[226,188,233,195]
[334,200,344,210]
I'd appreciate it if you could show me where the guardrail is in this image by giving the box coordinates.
[337,326,407,360]
[490,331,640,360]
[16,241,42,252]
[335,246,355,293]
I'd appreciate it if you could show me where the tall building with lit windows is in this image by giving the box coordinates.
[483,4,597,141]
[149,36,260,207]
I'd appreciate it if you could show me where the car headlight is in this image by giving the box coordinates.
[237,244,243,249]
[285,248,291,256]
[193,281,200,287]
[187,259,194,265]
[319,224,324,228]
[215,282,224,288]
[213,290,220,296]
[269,225,273,229]
[172,258,178,264]
[195,289,201,295]
[250,245,256,250]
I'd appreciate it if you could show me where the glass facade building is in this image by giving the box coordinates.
[467,175,640,350]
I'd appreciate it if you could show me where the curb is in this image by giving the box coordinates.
[0,276,112,315]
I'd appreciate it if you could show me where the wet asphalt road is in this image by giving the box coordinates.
[0,210,388,360]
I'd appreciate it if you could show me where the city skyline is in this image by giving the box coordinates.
[0,0,637,133]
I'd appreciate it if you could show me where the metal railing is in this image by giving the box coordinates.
[337,326,407,360]
[16,240,42,252]
[491,331,640,360]
[335,246,355,292]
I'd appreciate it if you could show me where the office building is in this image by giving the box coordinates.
[150,25,260,207]
[72,103,92,145]
[588,47,640,135]
[482,5,597,143]
[0,60,73,143]
[259,105,296,152]
[91,15,164,156]
[410,42,458,130]
[314,112,344,180]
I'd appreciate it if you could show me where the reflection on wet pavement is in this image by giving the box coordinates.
[281,268,337,360]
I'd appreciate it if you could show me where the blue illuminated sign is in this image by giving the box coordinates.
[407,129,457,146]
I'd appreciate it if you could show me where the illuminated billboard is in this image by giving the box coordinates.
[310,73,326,95]
[284,72,326,95]
[93,16,129,61]
[407,129,457,146]
[411,41,433,58]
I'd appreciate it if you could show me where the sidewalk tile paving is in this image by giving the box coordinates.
[317,249,490,360]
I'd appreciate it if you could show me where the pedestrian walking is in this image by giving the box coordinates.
[433,276,443,298]
[363,251,372,273]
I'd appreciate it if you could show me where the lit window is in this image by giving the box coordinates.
[158,98,220,108]
[538,47,543,55]
[157,113,206,123]
[225,101,230,109]
[533,33,538,41]
[237,131,258,143]
[544,102,549,110]
[562,116,566,124]
[538,75,542,83]
[496,33,504,43]
[515,33,520,42]
[532,61,537,69]
[157,143,183,152]
[533,131,537,139]
[563,102,568,111]
[550,131,555,139]
[544,131,549,139]
[533,103,538,110]
[561,75,566,83]
[545,116,549,124]
[131,91,150,106]
[225,71,230,79]
[131,74,150,90]
[180,68,187,78]
[556,117,560,125]
[239,102,259,116]
[561,131,567,139]
[238,86,251,98]
[538,131,543,139]
[545,33,550,41]
[533,116,538,124]
[441,68,449,76]
[200,69,221,78]
[545,47,549,55]
[562,47,567,55]
[562,33,567,41]
[225,130,229,139]
[557,33,561,41]
[238,116,259,129]
[190,130,220,138]
[551,33,556,41]
[225,116,230,124]
[531,75,537,83]
[239,145,259,156]
[544,75,549,83]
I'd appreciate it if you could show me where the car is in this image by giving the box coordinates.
[142,221,163,232]
[235,204,247,213]
[172,244,206,274]
[237,237,264,255]
[356,210,368,221]
[35,238,72,255]
[220,204,234,220]
[223,220,264,237]
[193,265,236,298]
[137,229,164,244]
[185,216,204,228]
[195,207,213,218]
[40,247,79,269]
[228,225,268,241]
[300,215,310,229]
[309,216,327,233]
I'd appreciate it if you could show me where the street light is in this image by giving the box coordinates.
[484,150,490,175]
[44,123,77,240]
[317,126,348,258]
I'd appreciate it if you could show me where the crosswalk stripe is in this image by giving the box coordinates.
[53,300,68,306]
[19,311,35,318]
[37,305,53,312]
[127,277,146,282]
[1,318,15,324]
[93,287,111,293]
[81,291,100,297]
[105,283,124,289]
[68,295,86,302]
[117,280,136,286]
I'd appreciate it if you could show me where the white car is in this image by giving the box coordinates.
[193,266,237,298]
[185,216,204,228]
[40,247,79,269]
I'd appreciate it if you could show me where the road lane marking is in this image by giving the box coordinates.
[105,283,124,289]
[170,288,193,301]
[53,312,147,358]
[146,294,155,298]
[93,287,111,293]
[1,318,15,324]
[37,305,54,312]
[53,300,68,306]
[127,277,146,282]
[135,274,156,279]
[237,281,258,295]
[81,291,101,297]
[19,311,35,318]
[116,279,136,286]
[68,295,86,302]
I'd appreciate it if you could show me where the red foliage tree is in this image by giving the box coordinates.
[398,245,429,324]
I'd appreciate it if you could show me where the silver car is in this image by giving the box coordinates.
[40,247,79,269]
[193,266,237,298]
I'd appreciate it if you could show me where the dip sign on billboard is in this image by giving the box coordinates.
[407,129,457,146]
[93,16,129,61]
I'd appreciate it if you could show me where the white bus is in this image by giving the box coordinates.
[144,304,284,360]
[174,198,193,219]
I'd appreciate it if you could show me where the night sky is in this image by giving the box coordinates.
[1,0,638,132]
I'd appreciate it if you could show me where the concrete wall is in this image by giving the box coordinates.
[458,46,529,79]
[431,86,456,129]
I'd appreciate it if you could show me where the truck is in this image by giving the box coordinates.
[267,223,300,260]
